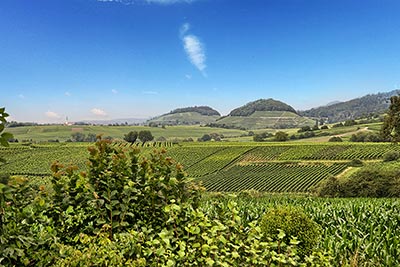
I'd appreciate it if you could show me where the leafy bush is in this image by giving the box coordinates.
[314,168,400,198]
[348,158,363,167]
[383,150,400,162]
[311,176,342,197]
[260,206,321,257]
[328,136,342,142]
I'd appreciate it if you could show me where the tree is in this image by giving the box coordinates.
[71,132,85,142]
[85,133,97,142]
[0,107,13,163]
[382,95,400,143]
[274,131,288,141]
[138,130,154,142]
[198,134,211,142]
[123,131,138,143]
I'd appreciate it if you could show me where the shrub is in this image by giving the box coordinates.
[260,206,321,257]
[311,176,341,197]
[348,159,363,167]
[328,136,342,142]
[383,151,400,162]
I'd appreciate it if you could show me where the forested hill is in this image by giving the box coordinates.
[300,90,400,123]
[169,106,220,116]
[229,99,297,116]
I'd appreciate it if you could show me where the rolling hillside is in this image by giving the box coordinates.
[147,106,220,126]
[213,99,315,129]
[300,90,400,122]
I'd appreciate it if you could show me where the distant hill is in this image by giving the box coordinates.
[229,98,297,116]
[169,106,220,116]
[213,99,314,130]
[147,106,220,126]
[300,90,400,123]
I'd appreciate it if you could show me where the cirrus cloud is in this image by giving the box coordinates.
[180,23,207,75]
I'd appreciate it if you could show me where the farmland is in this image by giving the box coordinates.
[2,134,400,265]
[1,141,400,193]
[202,194,400,266]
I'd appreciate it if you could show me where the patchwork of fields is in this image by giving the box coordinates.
[1,142,399,192]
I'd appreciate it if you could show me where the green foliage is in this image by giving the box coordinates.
[198,133,211,142]
[350,131,383,142]
[383,150,400,162]
[348,158,363,167]
[229,98,297,116]
[169,106,220,116]
[0,108,13,163]
[260,206,321,257]
[138,130,154,142]
[381,95,400,143]
[123,130,138,143]
[314,167,400,198]
[0,137,333,266]
[275,131,289,141]
[311,176,341,197]
[328,136,342,142]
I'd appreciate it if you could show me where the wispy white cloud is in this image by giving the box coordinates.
[18,94,25,99]
[142,91,158,95]
[45,111,61,119]
[182,34,206,74]
[65,91,71,97]
[185,74,192,79]
[91,108,107,116]
[111,89,118,94]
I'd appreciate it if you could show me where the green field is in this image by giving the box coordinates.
[202,194,400,266]
[2,141,399,192]
[5,125,247,142]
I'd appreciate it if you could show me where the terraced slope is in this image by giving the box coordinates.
[1,142,400,192]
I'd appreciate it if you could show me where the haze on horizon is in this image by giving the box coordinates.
[1,0,400,123]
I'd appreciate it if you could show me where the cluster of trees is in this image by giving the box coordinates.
[253,131,288,142]
[69,132,98,142]
[229,98,297,116]
[123,130,154,143]
[168,106,221,116]
[313,168,400,198]
[198,133,224,142]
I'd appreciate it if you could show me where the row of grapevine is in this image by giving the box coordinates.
[200,162,348,192]
[186,146,253,177]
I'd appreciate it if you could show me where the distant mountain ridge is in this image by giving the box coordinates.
[300,90,400,123]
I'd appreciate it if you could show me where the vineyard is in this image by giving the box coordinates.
[1,142,400,192]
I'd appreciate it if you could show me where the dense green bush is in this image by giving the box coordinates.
[382,150,400,162]
[314,168,400,198]
[260,206,321,258]
[328,136,342,142]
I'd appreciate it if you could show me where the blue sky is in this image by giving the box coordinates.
[1,0,400,122]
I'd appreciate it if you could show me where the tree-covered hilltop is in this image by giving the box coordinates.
[169,106,221,116]
[229,99,297,116]
[300,90,400,123]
